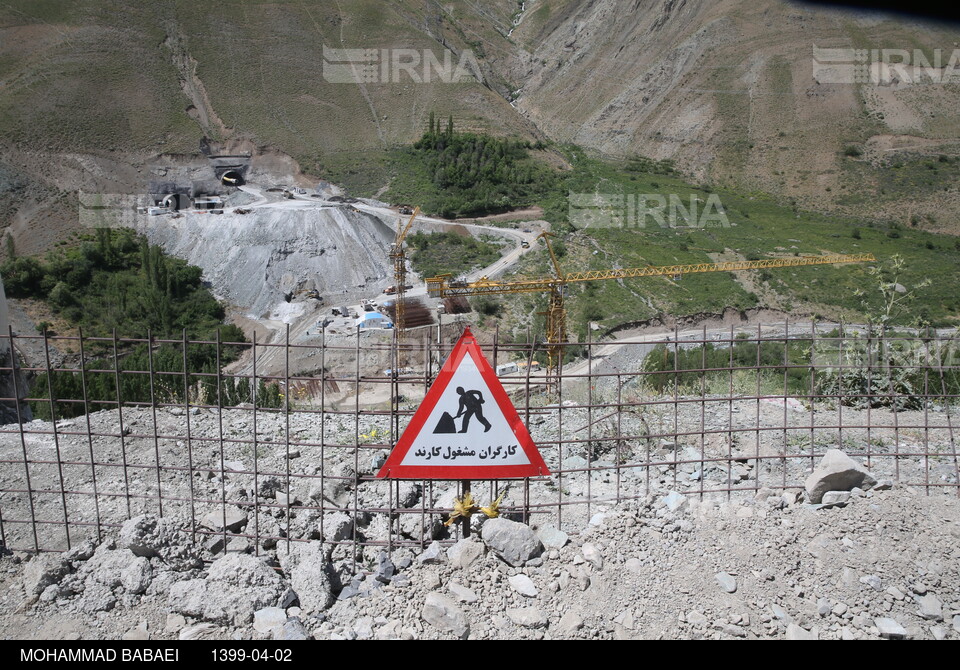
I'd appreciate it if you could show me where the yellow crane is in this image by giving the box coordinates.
[390,206,421,331]
[427,233,876,369]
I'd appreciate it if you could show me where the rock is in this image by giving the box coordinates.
[122,622,150,641]
[507,607,548,629]
[287,544,336,612]
[254,607,288,634]
[62,539,97,563]
[78,582,116,613]
[117,514,203,571]
[875,617,908,639]
[581,543,603,570]
[786,623,818,640]
[447,539,484,569]
[274,491,298,507]
[662,491,687,512]
[481,518,543,567]
[23,554,70,596]
[508,574,538,598]
[537,526,569,550]
[278,588,299,609]
[319,512,354,543]
[804,449,877,503]
[119,556,152,594]
[353,617,374,640]
[422,593,469,639]
[588,512,609,527]
[169,553,285,626]
[771,604,791,623]
[716,622,747,637]
[274,618,309,641]
[374,552,395,583]
[448,582,479,604]
[258,477,283,498]
[164,614,186,635]
[820,491,851,507]
[952,615,960,634]
[562,455,589,470]
[859,575,883,591]
[886,586,905,600]
[179,623,219,640]
[624,558,643,575]
[204,535,229,555]
[418,541,445,565]
[915,593,943,621]
[556,611,584,637]
[423,572,442,590]
[202,508,247,533]
[715,572,737,593]
[80,546,147,594]
[686,611,708,626]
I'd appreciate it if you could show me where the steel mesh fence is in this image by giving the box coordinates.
[0,321,957,559]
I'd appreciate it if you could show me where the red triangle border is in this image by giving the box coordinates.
[376,328,551,479]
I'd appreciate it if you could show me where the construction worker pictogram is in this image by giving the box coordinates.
[377,328,550,479]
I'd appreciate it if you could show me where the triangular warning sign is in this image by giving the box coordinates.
[377,328,550,479]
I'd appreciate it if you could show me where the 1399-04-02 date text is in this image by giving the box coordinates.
[211,648,294,662]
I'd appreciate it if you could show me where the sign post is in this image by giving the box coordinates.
[377,328,550,530]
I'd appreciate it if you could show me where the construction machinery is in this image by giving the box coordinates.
[427,232,876,370]
[390,206,421,331]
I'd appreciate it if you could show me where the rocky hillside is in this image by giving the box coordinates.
[3,0,960,253]
[136,205,395,322]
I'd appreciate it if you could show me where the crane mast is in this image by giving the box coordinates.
[390,206,420,331]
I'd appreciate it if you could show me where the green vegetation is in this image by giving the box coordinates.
[1,227,285,419]
[643,337,813,395]
[384,125,557,218]
[643,331,960,408]
[407,230,504,278]
[379,126,959,341]
[2,228,226,337]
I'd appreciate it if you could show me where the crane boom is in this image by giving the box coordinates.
[428,253,876,297]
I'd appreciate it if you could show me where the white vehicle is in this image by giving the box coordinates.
[496,362,519,376]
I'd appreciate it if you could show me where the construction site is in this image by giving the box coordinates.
[3,0,960,644]
[0,164,958,639]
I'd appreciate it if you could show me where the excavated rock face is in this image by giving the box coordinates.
[136,205,393,319]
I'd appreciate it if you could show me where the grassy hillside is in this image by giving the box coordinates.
[453,145,960,341]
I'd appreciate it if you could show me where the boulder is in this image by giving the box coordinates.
[422,593,469,639]
[804,450,876,503]
[480,518,543,567]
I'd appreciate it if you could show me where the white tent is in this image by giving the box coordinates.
[355,312,392,329]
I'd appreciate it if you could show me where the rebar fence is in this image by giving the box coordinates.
[0,321,957,558]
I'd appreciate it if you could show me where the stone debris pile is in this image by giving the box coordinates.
[4,449,958,640]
